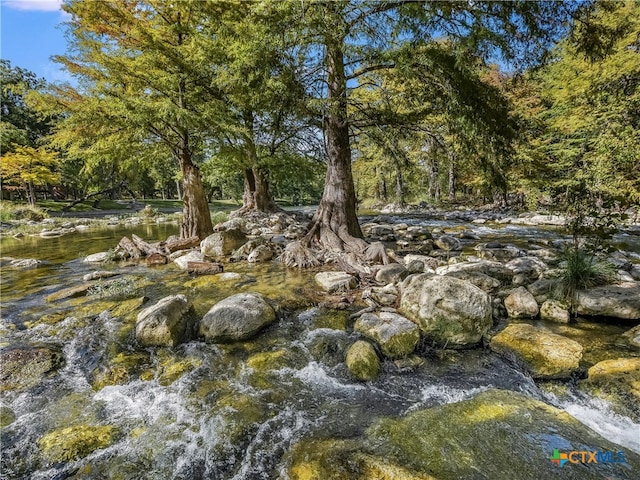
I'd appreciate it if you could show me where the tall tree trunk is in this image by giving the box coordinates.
[303,35,365,253]
[428,159,440,202]
[448,151,456,201]
[395,163,405,206]
[27,181,36,206]
[178,142,213,240]
[237,166,281,214]
[176,179,182,200]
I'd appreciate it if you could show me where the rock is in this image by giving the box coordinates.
[38,425,116,463]
[444,271,501,293]
[315,271,357,293]
[434,235,461,251]
[505,256,547,280]
[46,284,92,302]
[540,299,570,323]
[186,261,223,275]
[201,228,247,257]
[403,254,440,271]
[146,252,168,266]
[346,341,381,381]
[247,244,274,263]
[135,295,196,347]
[199,293,276,343]
[7,258,41,268]
[582,357,640,421]
[0,347,63,392]
[286,389,640,480]
[354,312,420,359]
[83,271,120,282]
[369,284,398,306]
[504,287,539,318]
[512,214,567,226]
[173,250,205,270]
[490,323,583,379]
[435,260,513,283]
[618,324,640,349]
[575,283,640,320]
[83,252,111,263]
[475,243,523,261]
[399,274,492,347]
[526,278,560,303]
[375,263,408,284]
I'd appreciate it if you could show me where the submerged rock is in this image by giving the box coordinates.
[399,274,492,347]
[135,294,196,347]
[490,323,583,379]
[504,286,539,318]
[618,324,640,349]
[346,340,381,381]
[38,424,117,463]
[315,271,357,293]
[199,293,276,342]
[575,283,640,320]
[354,312,420,359]
[286,389,639,480]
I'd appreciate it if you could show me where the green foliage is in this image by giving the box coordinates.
[0,203,48,222]
[557,247,616,311]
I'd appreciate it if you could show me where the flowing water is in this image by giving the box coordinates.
[1,217,639,479]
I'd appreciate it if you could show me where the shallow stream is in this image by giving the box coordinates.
[1,216,639,479]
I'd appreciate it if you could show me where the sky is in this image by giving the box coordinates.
[1,0,71,83]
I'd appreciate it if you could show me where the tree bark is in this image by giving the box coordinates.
[395,163,405,206]
[448,151,456,201]
[428,158,440,202]
[237,166,281,214]
[180,154,213,240]
[303,34,365,253]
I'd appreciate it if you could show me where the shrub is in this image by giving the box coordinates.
[0,204,48,222]
[211,211,229,226]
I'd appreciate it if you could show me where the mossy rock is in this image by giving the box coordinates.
[214,393,267,445]
[245,348,304,389]
[346,341,381,381]
[38,424,117,463]
[312,309,350,331]
[579,357,640,421]
[286,389,640,480]
[0,347,63,392]
[156,353,202,386]
[0,405,15,427]
[92,352,150,390]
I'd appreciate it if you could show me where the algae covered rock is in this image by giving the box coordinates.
[354,312,420,359]
[399,274,492,347]
[540,299,570,323]
[346,340,381,381]
[490,323,583,379]
[199,293,276,343]
[135,294,196,347]
[618,324,640,349]
[504,286,539,318]
[38,424,116,463]
[0,347,63,392]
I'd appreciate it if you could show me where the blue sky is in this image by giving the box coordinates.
[1,0,71,82]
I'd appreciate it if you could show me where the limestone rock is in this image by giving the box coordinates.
[346,341,381,381]
[354,312,420,359]
[399,274,492,347]
[199,293,276,343]
[490,323,583,379]
[0,347,63,392]
[504,287,539,318]
[540,299,570,323]
[375,263,408,284]
[618,324,640,349]
[247,244,274,263]
[83,252,111,263]
[575,283,640,320]
[201,228,247,257]
[435,260,513,283]
[315,271,357,293]
[173,250,205,270]
[135,295,195,347]
[434,235,462,251]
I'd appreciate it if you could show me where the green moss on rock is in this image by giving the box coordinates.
[38,424,117,463]
[346,341,381,381]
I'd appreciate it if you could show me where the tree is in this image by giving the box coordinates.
[279,0,577,265]
[0,146,59,205]
[49,0,233,239]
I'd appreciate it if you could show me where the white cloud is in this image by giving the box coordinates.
[3,0,63,12]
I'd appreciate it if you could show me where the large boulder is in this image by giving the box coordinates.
[172,250,205,270]
[201,228,247,257]
[199,293,276,343]
[399,274,492,347]
[505,256,548,280]
[315,271,357,293]
[346,341,381,381]
[435,260,513,283]
[575,283,640,320]
[504,287,539,318]
[354,312,420,359]
[490,323,583,379]
[135,295,196,347]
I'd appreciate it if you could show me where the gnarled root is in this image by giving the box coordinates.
[279,241,322,268]
[364,241,390,265]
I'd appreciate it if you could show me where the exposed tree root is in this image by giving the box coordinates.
[279,241,322,268]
